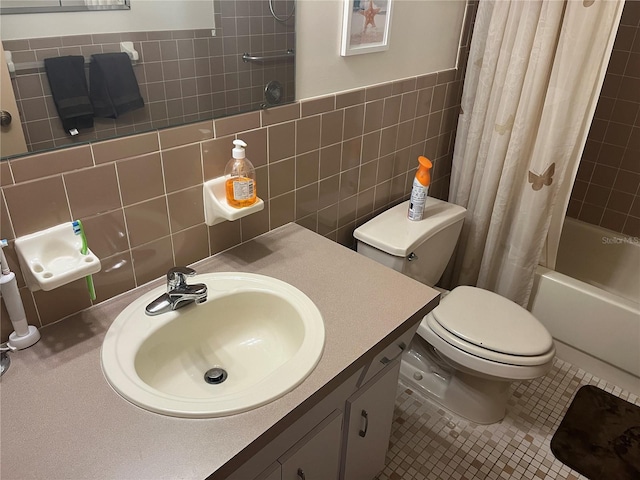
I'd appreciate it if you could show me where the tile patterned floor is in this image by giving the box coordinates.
[377,358,640,480]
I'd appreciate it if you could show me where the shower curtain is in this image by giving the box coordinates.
[449,0,624,306]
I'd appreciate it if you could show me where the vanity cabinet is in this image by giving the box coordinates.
[341,360,401,480]
[249,360,403,480]
[0,224,440,480]
[243,328,417,480]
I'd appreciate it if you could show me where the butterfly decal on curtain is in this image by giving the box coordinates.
[528,163,555,191]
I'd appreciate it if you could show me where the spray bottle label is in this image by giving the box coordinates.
[408,177,428,221]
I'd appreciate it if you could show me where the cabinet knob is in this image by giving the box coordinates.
[358,409,369,437]
[0,110,12,127]
[297,468,306,480]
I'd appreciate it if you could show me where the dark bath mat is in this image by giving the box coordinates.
[550,385,640,480]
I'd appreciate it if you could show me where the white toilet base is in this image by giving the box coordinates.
[400,352,511,425]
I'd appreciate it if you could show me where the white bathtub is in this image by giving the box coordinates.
[528,218,640,378]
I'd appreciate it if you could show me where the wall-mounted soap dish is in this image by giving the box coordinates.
[203,176,264,226]
[14,223,101,292]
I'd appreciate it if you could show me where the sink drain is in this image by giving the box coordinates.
[204,367,228,385]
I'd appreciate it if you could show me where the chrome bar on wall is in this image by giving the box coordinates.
[242,49,295,63]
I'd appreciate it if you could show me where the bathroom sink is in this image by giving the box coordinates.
[101,273,325,418]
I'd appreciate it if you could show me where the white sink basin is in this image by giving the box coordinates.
[101,273,325,418]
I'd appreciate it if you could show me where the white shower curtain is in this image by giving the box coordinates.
[449,0,624,306]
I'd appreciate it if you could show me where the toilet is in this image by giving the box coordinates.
[354,198,555,424]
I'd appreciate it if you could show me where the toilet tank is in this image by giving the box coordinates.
[354,198,466,286]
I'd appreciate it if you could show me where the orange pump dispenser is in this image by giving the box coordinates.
[407,156,433,221]
[224,139,257,208]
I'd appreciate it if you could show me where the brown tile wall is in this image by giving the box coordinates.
[2,0,295,153]
[0,67,463,340]
[0,0,476,341]
[567,0,640,237]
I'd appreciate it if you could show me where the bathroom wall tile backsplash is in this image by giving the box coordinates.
[0,69,463,340]
[3,0,295,153]
[0,0,478,341]
[567,0,640,237]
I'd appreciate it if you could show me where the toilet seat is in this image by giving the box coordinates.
[421,315,555,366]
[418,316,555,381]
[414,286,556,381]
[431,286,554,357]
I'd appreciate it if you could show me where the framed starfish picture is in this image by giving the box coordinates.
[341,0,393,56]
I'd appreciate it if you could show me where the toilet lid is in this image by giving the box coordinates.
[431,286,554,357]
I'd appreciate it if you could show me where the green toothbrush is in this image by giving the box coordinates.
[72,220,96,301]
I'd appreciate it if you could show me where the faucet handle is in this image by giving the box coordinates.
[167,266,196,290]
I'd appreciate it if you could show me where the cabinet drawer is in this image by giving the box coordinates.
[279,410,343,480]
[358,322,418,387]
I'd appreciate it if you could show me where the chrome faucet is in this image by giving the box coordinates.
[145,267,208,316]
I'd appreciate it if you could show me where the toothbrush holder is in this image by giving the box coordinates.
[14,223,101,292]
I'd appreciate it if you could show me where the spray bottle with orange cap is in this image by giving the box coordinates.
[407,156,433,221]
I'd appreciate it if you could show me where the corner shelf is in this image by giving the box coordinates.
[203,176,264,226]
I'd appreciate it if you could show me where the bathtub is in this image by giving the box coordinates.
[528,218,640,378]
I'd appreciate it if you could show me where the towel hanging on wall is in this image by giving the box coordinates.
[89,52,144,118]
[44,56,94,136]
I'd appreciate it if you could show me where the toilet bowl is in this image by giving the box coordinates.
[353,198,555,424]
[410,286,555,423]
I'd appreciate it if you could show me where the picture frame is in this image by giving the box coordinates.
[340,0,393,56]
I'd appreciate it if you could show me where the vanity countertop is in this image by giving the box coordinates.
[0,224,439,480]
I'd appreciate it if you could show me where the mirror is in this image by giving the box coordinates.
[0,0,296,159]
[0,0,131,15]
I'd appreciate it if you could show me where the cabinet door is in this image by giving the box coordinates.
[279,410,343,480]
[341,360,401,480]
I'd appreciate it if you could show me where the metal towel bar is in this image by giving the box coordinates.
[242,49,295,63]
[5,41,139,74]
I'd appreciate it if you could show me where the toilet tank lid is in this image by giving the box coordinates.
[353,198,466,257]
[432,286,554,357]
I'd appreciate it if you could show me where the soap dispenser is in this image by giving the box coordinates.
[224,139,257,208]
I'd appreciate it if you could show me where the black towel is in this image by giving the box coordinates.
[44,56,94,135]
[89,52,144,118]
